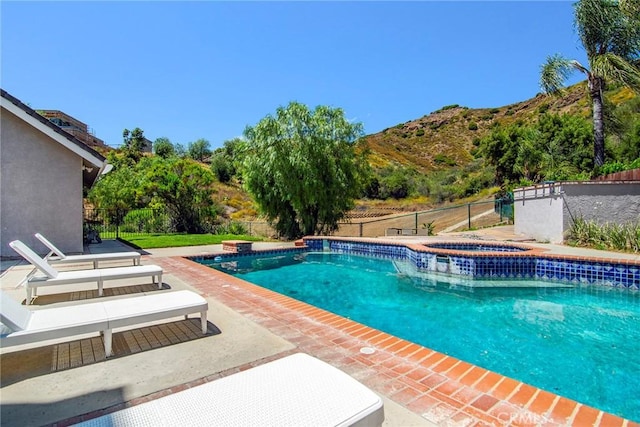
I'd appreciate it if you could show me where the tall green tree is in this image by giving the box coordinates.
[121,127,146,163]
[241,102,366,239]
[153,137,175,159]
[540,0,640,168]
[187,138,212,161]
[144,157,219,233]
[210,138,242,183]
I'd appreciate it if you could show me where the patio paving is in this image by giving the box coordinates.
[1,227,638,426]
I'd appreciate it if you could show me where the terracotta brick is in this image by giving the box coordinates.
[406,393,440,414]
[431,356,459,374]
[459,366,487,387]
[446,360,474,380]
[391,385,422,405]
[572,405,601,427]
[470,394,499,412]
[597,412,625,427]
[509,383,537,407]
[406,366,431,382]
[548,397,578,424]
[397,343,422,358]
[490,377,520,400]
[436,379,464,396]
[452,386,483,405]
[474,371,503,393]
[527,390,557,416]
[422,351,446,368]
[420,372,448,389]
[409,347,434,363]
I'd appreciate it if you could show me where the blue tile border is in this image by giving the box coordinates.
[301,237,639,290]
[188,238,640,290]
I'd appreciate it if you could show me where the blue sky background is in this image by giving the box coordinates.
[2,1,588,148]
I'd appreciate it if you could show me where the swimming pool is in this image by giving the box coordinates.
[202,250,640,421]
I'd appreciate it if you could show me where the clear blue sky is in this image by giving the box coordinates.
[2,1,588,149]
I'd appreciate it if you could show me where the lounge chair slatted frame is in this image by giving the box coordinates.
[0,290,208,357]
[9,240,162,305]
[35,233,141,268]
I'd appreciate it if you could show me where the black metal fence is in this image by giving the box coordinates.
[333,197,513,238]
[84,197,513,240]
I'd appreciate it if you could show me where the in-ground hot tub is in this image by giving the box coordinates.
[419,241,539,277]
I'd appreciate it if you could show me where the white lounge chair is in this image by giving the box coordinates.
[9,240,163,304]
[35,233,141,268]
[0,290,208,357]
[74,353,384,426]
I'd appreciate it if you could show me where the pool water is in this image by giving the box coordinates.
[206,252,640,421]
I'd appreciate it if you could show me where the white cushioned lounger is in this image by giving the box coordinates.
[9,240,163,304]
[35,233,141,268]
[74,353,384,427]
[0,290,208,357]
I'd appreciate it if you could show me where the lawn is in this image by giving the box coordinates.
[120,233,264,249]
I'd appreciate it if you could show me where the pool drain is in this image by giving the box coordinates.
[359,347,375,355]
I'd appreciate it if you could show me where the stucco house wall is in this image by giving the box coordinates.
[1,89,108,258]
[514,182,640,243]
[1,109,82,253]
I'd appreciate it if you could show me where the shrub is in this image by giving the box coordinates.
[416,129,425,137]
[121,209,170,233]
[567,217,640,252]
[468,122,478,131]
[216,220,248,235]
[537,103,550,114]
[434,154,457,166]
[490,108,500,114]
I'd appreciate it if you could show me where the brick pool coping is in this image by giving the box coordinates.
[59,251,638,427]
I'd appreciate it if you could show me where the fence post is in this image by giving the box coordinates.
[415,213,418,231]
[359,222,363,237]
[467,203,471,229]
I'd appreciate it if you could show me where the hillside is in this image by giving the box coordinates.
[361,82,636,174]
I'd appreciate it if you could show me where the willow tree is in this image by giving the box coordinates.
[241,102,366,240]
[540,0,640,168]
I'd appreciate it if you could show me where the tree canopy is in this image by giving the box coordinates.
[241,102,366,239]
[187,138,212,162]
[121,127,146,163]
[153,137,176,159]
[88,155,218,233]
[479,114,593,187]
[540,0,640,168]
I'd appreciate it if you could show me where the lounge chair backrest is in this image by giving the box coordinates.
[9,240,59,279]
[35,233,67,259]
[0,291,31,331]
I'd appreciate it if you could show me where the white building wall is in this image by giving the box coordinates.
[1,107,83,257]
[514,182,640,244]
[514,184,565,243]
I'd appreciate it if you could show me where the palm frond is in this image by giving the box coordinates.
[540,54,584,94]
[591,52,640,92]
